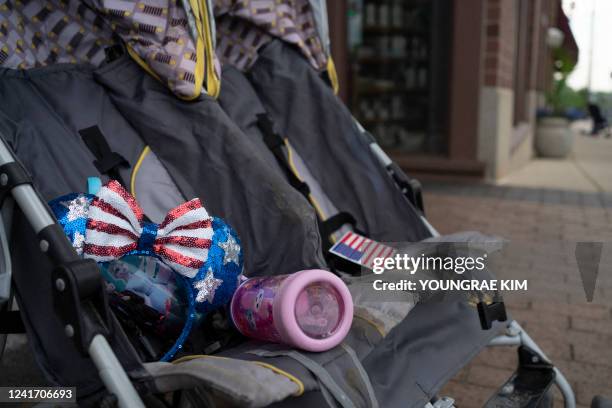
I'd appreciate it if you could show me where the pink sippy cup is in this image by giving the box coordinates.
[230,269,354,352]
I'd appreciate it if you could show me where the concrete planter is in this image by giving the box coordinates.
[535,117,574,158]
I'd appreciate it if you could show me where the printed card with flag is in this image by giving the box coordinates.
[329,231,396,270]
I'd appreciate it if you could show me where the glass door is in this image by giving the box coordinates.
[348,0,451,154]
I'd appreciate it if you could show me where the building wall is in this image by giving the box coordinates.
[448,0,484,164]
[484,0,516,89]
[328,0,561,179]
[444,0,558,179]
[476,0,557,180]
[478,0,518,179]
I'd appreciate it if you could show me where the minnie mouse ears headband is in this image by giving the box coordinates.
[49,180,244,360]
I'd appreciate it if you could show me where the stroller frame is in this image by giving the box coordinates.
[368,134,577,408]
[0,129,577,407]
[487,321,575,407]
[0,137,144,408]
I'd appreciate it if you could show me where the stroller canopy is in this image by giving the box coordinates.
[0,1,514,407]
[0,0,221,98]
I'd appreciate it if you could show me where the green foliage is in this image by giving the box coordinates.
[553,83,588,112]
[546,47,580,115]
[553,46,577,76]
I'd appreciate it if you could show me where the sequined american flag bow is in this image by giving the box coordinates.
[83,180,212,279]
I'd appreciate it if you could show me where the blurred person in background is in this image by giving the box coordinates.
[587,102,611,137]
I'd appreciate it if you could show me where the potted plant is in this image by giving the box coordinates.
[535,42,577,158]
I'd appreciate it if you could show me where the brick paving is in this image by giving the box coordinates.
[2,180,611,407]
[426,182,612,408]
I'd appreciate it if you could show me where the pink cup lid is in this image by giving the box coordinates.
[295,281,344,339]
[274,270,353,352]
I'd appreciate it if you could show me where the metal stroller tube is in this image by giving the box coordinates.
[89,335,145,408]
[0,141,51,233]
[490,321,576,408]
[363,120,576,407]
[0,199,12,304]
[0,136,145,408]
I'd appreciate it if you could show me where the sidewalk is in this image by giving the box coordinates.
[500,121,612,193]
[424,133,612,406]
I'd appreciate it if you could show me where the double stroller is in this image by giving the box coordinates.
[0,0,577,406]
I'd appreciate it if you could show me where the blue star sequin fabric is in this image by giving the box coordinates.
[192,217,243,315]
[49,190,244,361]
[48,193,94,256]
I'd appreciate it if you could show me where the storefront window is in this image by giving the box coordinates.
[348,0,451,154]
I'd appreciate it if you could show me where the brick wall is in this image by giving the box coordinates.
[525,0,542,90]
[476,0,559,91]
[484,0,517,88]
[537,0,560,93]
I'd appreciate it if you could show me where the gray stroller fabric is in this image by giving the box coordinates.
[144,357,301,407]
[10,216,146,400]
[0,65,144,199]
[216,334,383,408]
[0,45,506,408]
[362,292,504,408]
[242,289,505,408]
[219,64,349,242]
[224,40,431,242]
[0,55,326,276]
[93,54,326,276]
[0,66,150,399]
[144,319,383,408]
[0,56,325,399]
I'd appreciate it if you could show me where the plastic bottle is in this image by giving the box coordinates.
[230,270,353,352]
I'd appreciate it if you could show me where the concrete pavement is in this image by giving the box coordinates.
[421,119,612,408]
[425,179,612,407]
[499,121,612,193]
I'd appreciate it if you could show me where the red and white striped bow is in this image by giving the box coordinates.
[83,181,213,279]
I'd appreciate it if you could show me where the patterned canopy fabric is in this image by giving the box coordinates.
[0,0,330,97]
[214,0,328,72]
[0,0,220,99]
[0,0,114,69]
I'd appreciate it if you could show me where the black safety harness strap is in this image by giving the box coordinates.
[79,126,129,187]
[319,212,357,244]
[256,114,311,197]
[256,114,362,271]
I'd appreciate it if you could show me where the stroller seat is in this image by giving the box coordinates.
[0,53,504,407]
[0,0,577,407]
